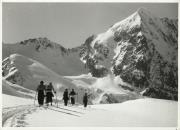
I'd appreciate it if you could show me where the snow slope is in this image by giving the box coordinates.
[3,37,88,76]
[2,94,34,108]
[2,79,35,99]
[2,94,36,127]
[92,98,177,127]
[2,54,94,103]
[3,54,78,91]
[2,94,177,127]
[2,54,140,104]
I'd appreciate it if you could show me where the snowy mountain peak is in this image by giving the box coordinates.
[110,8,158,34]
[136,7,152,16]
[110,10,141,33]
[78,8,178,100]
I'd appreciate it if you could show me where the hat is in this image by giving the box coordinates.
[40,81,44,84]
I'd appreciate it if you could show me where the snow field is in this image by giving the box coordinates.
[3,94,176,127]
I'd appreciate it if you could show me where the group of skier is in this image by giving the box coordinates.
[36,81,90,108]
[36,81,56,106]
[62,88,77,106]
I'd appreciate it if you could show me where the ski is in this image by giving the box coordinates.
[51,104,84,114]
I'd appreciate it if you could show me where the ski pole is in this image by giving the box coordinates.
[34,91,37,106]
[76,93,78,104]
[56,93,58,108]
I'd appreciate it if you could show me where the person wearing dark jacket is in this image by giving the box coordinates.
[69,89,77,105]
[37,81,46,106]
[83,92,91,108]
[46,82,56,106]
[63,89,69,106]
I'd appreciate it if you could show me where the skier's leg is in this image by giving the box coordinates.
[65,100,68,106]
[46,98,48,106]
[72,98,75,105]
[71,97,74,105]
[64,100,67,106]
[67,99,68,106]
[41,97,44,106]
[46,96,48,106]
[70,97,72,105]
[38,94,43,106]
[38,98,41,107]
[51,97,52,106]
[85,101,87,107]
[38,92,41,106]
[50,95,52,106]
[83,102,85,107]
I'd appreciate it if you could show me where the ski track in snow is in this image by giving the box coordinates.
[2,98,177,127]
[2,104,93,127]
[2,105,36,127]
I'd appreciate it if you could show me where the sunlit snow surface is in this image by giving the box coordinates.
[2,54,141,104]
[2,94,177,127]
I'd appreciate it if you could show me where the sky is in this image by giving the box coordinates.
[2,3,178,48]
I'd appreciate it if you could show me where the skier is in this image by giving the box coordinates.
[69,89,77,105]
[36,81,46,107]
[83,92,91,108]
[46,82,56,106]
[63,89,69,106]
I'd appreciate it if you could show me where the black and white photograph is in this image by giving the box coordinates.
[1,1,179,128]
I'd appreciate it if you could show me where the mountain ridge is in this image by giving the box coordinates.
[2,8,178,101]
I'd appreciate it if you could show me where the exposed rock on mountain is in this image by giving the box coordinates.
[2,8,178,101]
[79,8,178,100]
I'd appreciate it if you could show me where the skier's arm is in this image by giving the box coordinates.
[87,93,92,98]
[52,86,56,93]
[43,86,46,96]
